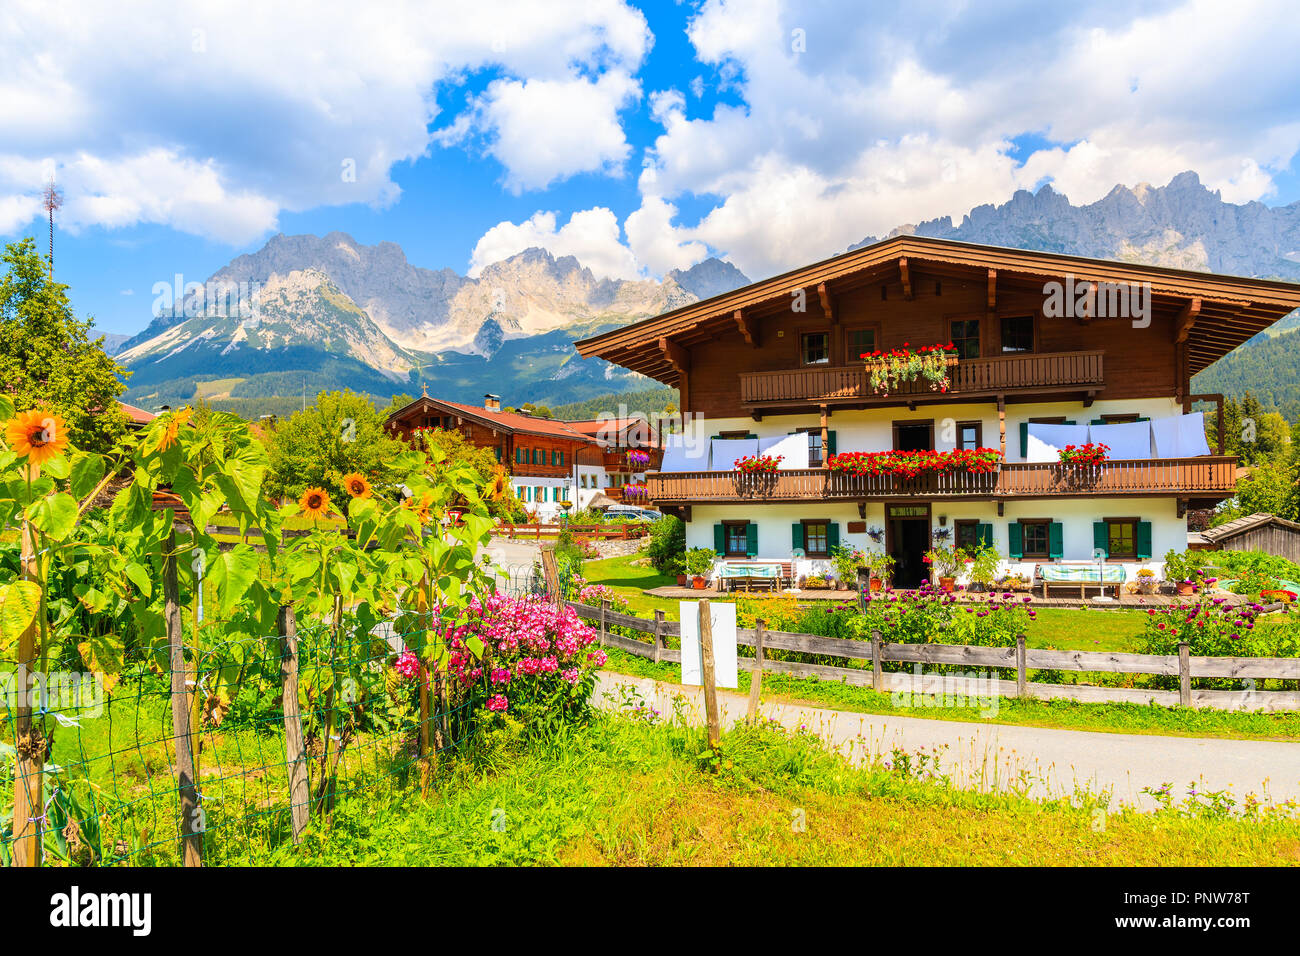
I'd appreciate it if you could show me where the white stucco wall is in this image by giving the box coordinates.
[690,397,1181,463]
[685,496,1184,584]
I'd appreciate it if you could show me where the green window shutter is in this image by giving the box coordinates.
[791,523,804,552]
[494,446,502,462]
[1136,521,1153,560]
[977,522,993,547]
[1064,420,1076,426]
[1093,521,1108,557]
[1049,522,1064,559]
[1007,522,1023,559]
[1090,418,1104,426]
[559,451,564,466]
[515,447,521,464]
[746,523,759,556]
[714,523,726,553]
[827,430,837,456]
[827,522,841,551]
[1019,422,1028,459]
[744,432,758,440]
[1137,416,1150,423]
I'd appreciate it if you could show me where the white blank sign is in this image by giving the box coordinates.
[679,601,738,689]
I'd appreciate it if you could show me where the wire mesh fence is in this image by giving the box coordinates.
[0,612,476,867]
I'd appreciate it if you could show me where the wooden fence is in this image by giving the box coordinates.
[568,601,1300,713]
[499,522,648,540]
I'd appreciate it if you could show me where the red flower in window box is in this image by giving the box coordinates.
[1058,442,1109,466]
[734,454,783,474]
[827,448,1001,478]
[860,343,957,396]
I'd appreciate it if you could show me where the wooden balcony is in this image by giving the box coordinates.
[738,350,1105,406]
[646,457,1237,503]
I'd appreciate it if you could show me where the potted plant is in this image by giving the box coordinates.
[924,544,964,592]
[966,543,1000,592]
[862,342,957,396]
[1135,566,1157,595]
[1163,549,1198,596]
[866,551,894,591]
[686,547,717,589]
[830,544,867,589]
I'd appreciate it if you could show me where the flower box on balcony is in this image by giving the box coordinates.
[828,448,1001,478]
[734,454,783,474]
[861,343,957,396]
[1058,442,1110,467]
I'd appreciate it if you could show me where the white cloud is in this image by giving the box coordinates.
[0,0,651,243]
[468,207,640,280]
[459,71,641,192]
[629,0,1300,279]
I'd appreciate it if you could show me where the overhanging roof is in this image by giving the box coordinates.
[574,234,1300,384]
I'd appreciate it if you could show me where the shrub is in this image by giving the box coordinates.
[646,515,686,575]
[448,593,607,738]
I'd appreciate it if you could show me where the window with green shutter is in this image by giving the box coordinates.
[714,523,726,554]
[1007,522,1023,559]
[1048,521,1064,559]
[977,522,993,547]
[1136,520,1152,560]
[791,523,804,553]
[827,521,840,552]
[827,430,837,457]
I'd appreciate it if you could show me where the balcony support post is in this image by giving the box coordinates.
[997,394,1006,457]
[819,404,829,464]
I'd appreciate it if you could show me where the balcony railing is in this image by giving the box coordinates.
[645,457,1237,503]
[738,350,1105,405]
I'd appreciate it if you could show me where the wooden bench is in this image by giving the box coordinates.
[1035,562,1127,601]
[715,560,795,593]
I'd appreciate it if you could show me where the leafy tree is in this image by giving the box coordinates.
[265,389,406,505]
[0,237,129,453]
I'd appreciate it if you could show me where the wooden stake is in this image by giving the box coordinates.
[871,630,883,692]
[1015,634,1027,699]
[418,662,433,796]
[599,598,608,645]
[165,528,203,867]
[699,600,721,754]
[277,605,309,844]
[11,519,41,867]
[1178,641,1191,707]
[539,545,560,604]
[652,609,665,664]
[747,619,765,722]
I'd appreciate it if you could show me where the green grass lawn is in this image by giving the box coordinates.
[228,712,1300,866]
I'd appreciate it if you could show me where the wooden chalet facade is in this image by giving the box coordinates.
[385,394,603,516]
[575,235,1300,587]
[561,417,664,503]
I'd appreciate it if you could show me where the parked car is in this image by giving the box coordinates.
[605,505,662,522]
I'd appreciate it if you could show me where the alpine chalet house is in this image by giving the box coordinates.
[562,416,664,504]
[574,236,1300,591]
[385,393,604,519]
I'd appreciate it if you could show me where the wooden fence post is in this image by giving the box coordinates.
[652,609,665,664]
[165,529,203,867]
[599,599,608,645]
[418,662,433,795]
[277,605,310,845]
[11,520,41,867]
[539,546,560,603]
[1178,641,1191,707]
[747,619,765,722]
[698,599,721,756]
[1015,634,1027,699]
[871,630,883,692]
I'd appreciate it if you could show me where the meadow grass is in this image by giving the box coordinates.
[225,711,1300,866]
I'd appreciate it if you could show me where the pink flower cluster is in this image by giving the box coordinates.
[446,592,605,713]
[393,650,421,680]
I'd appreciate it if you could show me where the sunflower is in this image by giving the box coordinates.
[487,465,509,501]
[341,472,372,499]
[403,491,433,525]
[4,408,68,466]
[299,486,331,519]
[157,406,193,452]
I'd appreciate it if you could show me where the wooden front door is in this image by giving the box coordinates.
[886,502,931,589]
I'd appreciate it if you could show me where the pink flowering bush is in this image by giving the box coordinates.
[447,592,607,735]
[393,650,421,680]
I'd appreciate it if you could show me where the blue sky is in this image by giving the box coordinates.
[4,0,1299,337]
